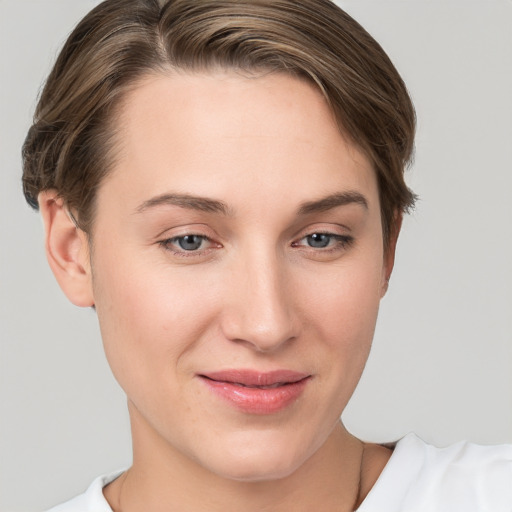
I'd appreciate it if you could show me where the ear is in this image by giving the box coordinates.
[38,190,94,307]
[381,212,403,297]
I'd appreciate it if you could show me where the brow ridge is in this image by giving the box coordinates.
[135,191,367,217]
[135,193,231,215]
[298,192,368,215]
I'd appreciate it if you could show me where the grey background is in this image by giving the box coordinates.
[1,0,511,510]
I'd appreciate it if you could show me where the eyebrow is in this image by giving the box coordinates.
[297,192,368,215]
[135,190,368,216]
[135,193,232,215]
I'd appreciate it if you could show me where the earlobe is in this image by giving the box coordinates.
[381,212,403,298]
[381,276,390,297]
[38,190,94,307]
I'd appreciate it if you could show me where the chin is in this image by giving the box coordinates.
[212,456,303,483]
[198,430,317,483]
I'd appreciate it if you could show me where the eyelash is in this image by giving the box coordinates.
[158,231,354,258]
[159,234,215,258]
[292,232,354,252]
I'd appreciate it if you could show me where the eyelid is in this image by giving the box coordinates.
[153,222,215,241]
[291,223,352,241]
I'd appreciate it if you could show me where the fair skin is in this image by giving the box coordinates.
[40,71,397,511]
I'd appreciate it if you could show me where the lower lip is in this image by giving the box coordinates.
[200,377,310,414]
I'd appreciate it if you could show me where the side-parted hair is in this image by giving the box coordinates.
[22,0,416,247]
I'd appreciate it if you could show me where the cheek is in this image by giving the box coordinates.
[299,254,383,373]
[91,252,221,391]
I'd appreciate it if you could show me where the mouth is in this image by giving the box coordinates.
[198,370,311,414]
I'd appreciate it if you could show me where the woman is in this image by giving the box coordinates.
[21,0,511,510]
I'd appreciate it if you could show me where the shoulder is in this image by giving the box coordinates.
[45,471,124,512]
[358,433,512,512]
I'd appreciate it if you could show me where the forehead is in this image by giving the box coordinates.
[98,71,378,217]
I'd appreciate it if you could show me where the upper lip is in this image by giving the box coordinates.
[199,369,310,387]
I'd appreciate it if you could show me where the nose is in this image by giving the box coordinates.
[220,248,299,352]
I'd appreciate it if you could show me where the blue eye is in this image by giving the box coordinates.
[293,232,354,253]
[306,233,333,248]
[175,235,205,251]
[160,234,210,254]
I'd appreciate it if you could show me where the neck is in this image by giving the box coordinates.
[106,405,365,512]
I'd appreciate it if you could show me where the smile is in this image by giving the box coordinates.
[199,370,311,415]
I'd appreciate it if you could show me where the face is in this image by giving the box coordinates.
[88,71,390,481]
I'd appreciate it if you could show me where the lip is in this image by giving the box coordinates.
[198,369,311,415]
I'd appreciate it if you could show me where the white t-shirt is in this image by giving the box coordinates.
[47,433,512,511]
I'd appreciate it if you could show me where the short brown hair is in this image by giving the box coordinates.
[22,0,416,246]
